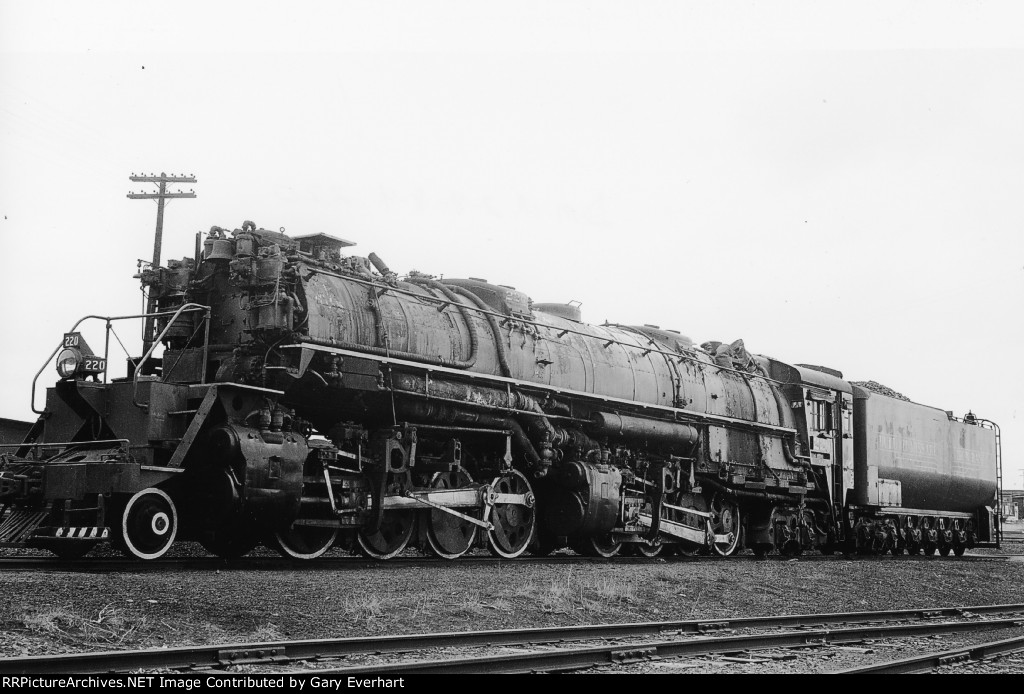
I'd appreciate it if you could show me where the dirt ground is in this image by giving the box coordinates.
[2,539,1023,660]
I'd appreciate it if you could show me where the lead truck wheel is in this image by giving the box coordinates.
[117,488,178,560]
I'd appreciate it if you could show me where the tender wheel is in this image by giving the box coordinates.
[271,524,338,560]
[357,511,416,560]
[117,488,178,560]
[486,471,536,559]
[709,494,741,556]
[886,528,902,556]
[425,469,478,560]
[939,545,952,557]
[953,545,966,557]
[870,529,891,555]
[573,534,622,558]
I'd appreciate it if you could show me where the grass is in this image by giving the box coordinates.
[22,604,151,647]
[511,568,638,615]
[338,594,386,631]
[16,605,287,652]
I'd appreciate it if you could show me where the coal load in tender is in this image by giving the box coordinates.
[851,380,910,402]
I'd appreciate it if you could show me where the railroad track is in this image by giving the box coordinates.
[320,619,1024,675]
[0,551,1014,573]
[838,634,1024,673]
[3,604,1023,674]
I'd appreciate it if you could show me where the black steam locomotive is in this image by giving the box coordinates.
[0,221,1002,560]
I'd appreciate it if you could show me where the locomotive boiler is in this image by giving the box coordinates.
[0,221,1002,560]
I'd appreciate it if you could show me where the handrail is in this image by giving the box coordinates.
[132,303,211,409]
[30,306,209,415]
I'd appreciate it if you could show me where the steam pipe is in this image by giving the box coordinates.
[589,412,699,446]
[437,282,513,377]
[303,273,482,369]
[367,252,391,276]
[405,278,479,369]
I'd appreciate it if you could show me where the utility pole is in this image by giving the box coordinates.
[127,172,197,353]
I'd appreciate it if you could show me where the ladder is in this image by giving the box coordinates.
[979,418,1003,547]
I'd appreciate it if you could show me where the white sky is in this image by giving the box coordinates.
[2,1,1022,488]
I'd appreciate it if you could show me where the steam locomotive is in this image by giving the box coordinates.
[0,221,1002,560]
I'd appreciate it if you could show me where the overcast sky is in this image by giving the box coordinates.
[2,1,1022,488]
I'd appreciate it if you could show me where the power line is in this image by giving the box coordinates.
[127,172,197,352]
[128,172,197,268]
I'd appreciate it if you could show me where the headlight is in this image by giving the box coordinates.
[56,348,81,379]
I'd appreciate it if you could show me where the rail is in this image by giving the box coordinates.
[322,616,1024,674]
[29,305,210,414]
[2,603,1022,674]
[836,633,1024,674]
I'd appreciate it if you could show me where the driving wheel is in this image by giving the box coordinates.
[271,524,338,560]
[573,534,622,558]
[357,510,416,560]
[425,469,478,559]
[709,494,741,556]
[201,516,262,559]
[486,470,536,558]
[635,542,664,557]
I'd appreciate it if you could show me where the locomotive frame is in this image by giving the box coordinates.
[0,221,1002,561]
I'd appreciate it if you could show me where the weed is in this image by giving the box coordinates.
[22,604,150,646]
[406,594,435,619]
[248,622,284,642]
[512,572,638,615]
[338,593,387,631]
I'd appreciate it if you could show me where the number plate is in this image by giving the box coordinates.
[81,357,107,373]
